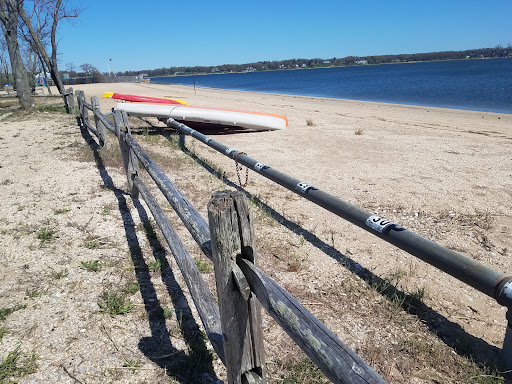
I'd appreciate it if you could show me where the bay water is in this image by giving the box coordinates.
[151,58,512,114]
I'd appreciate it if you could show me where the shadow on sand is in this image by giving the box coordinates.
[79,121,219,384]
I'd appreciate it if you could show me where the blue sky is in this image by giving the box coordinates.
[57,0,512,73]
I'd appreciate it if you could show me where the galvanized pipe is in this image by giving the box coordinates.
[168,119,511,306]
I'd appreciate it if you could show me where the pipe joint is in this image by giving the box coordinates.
[496,277,512,308]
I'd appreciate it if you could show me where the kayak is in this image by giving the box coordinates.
[103,92,188,105]
[116,102,287,131]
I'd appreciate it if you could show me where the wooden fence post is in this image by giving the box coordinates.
[67,87,75,113]
[63,87,74,114]
[114,110,139,198]
[91,96,108,148]
[75,90,82,116]
[208,191,266,384]
[78,90,89,128]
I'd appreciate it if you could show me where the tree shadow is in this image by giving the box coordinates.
[177,136,506,371]
[78,123,218,383]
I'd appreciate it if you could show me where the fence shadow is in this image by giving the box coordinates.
[78,123,219,383]
[177,137,503,370]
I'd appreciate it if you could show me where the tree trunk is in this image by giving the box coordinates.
[0,0,33,110]
[37,53,52,95]
[18,0,65,96]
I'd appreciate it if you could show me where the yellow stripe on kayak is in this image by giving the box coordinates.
[103,92,188,105]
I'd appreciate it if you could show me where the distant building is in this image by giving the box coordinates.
[355,60,368,65]
[35,72,51,86]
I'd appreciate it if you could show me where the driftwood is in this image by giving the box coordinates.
[208,191,266,384]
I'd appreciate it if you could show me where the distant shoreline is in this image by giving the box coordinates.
[150,57,511,79]
[149,58,512,115]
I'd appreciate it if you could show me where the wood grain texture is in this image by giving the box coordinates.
[113,110,139,198]
[91,96,108,148]
[208,191,266,384]
[238,258,387,384]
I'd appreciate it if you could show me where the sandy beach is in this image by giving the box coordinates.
[1,82,511,383]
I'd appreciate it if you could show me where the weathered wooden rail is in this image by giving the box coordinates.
[75,90,389,383]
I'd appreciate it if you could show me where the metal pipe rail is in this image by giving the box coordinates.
[167,119,512,309]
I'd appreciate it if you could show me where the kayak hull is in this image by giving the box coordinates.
[104,92,188,105]
[116,103,287,131]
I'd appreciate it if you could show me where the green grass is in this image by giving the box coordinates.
[80,260,100,272]
[162,307,173,319]
[53,208,70,215]
[49,268,68,280]
[36,227,57,243]
[0,327,7,342]
[148,259,161,273]
[98,291,133,316]
[84,239,99,249]
[276,358,328,383]
[0,346,37,383]
[0,305,26,321]
[122,282,139,295]
[35,105,67,113]
[194,258,213,273]
[122,359,142,373]
[25,290,42,299]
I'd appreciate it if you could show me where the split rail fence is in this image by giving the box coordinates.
[74,89,511,382]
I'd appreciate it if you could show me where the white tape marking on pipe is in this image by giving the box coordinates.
[366,215,393,233]
[296,182,312,193]
[254,162,267,172]
[504,281,512,300]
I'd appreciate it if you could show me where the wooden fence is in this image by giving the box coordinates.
[74,89,390,383]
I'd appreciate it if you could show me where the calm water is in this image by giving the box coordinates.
[152,58,512,114]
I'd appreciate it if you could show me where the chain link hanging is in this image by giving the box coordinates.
[235,152,249,187]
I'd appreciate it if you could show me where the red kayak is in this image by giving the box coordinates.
[104,92,188,105]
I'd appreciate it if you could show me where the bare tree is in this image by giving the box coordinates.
[0,34,12,84]
[0,0,33,109]
[19,0,53,94]
[18,0,79,97]
[79,63,98,75]
[65,61,75,73]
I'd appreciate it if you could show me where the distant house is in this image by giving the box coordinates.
[355,60,368,65]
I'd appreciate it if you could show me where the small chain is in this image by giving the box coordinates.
[235,152,249,187]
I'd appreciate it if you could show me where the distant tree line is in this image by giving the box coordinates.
[117,45,512,78]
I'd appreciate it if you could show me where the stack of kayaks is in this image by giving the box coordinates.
[104,92,288,131]
[104,92,188,105]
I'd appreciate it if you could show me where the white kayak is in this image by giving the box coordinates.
[116,102,287,131]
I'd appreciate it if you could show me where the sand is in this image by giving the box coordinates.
[1,82,511,383]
